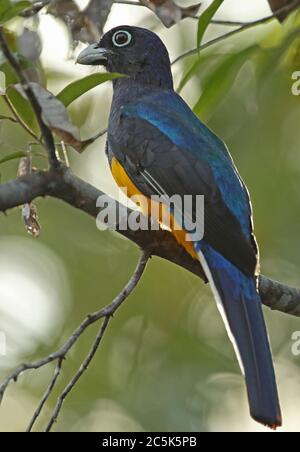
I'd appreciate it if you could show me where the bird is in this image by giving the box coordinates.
[77,25,282,429]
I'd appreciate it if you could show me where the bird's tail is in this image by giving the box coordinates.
[196,244,282,429]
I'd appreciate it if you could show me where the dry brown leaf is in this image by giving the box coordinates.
[17,155,41,238]
[268,0,300,22]
[17,28,43,84]
[139,0,201,27]
[48,0,113,44]
[48,0,99,44]
[17,29,42,62]
[84,0,113,35]
[17,153,31,178]
[22,203,41,237]
[15,82,89,152]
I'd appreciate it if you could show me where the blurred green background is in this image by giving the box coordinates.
[0,0,300,432]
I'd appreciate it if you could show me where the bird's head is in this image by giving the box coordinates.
[77,26,173,89]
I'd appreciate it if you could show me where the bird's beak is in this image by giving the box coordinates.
[76,44,111,66]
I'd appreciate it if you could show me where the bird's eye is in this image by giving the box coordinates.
[112,30,132,48]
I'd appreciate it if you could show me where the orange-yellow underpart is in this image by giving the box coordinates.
[111,157,198,260]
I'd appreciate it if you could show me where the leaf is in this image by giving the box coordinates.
[20,0,112,44]
[84,0,113,35]
[177,52,218,93]
[139,0,201,28]
[22,203,41,237]
[0,0,11,19]
[197,0,224,49]
[7,85,37,131]
[0,151,27,165]
[0,27,17,51]
[0,1,31,23]
[15,82,90,152]
[17,29,42,62]
[193,46,259,120]
[17,156,41,237]
[255,27,300,84]
[0,33,41,128]
[48,0,112,44]
[268,0,300,22]
[57,73,125,107]
[17,29,44,84]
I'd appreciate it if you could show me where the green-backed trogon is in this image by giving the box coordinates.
[77,26,282,429]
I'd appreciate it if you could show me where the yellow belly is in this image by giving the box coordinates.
[111,157,198,260]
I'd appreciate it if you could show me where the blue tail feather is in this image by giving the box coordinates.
[196,243,282,428]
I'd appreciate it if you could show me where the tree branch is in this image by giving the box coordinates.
[18,0,252,27]
[113,0,248,26]
[0,28,60,170]
[172,0,300,65]
[0,250,149,431]
[26,359,63,432]
[259,276,300,317]
[19,0,300,39]
[0,168,299,317]
[44,317,110,432]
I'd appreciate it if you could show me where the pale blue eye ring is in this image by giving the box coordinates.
[112,30,132,48]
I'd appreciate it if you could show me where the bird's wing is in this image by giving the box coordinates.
[108,91,258,276]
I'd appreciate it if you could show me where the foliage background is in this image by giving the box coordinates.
[0,0,300,432]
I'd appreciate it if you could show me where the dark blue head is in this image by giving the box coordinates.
[77,26,173,89]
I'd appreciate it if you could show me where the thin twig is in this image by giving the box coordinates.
[19,0,247,26]
[113,0,251,26]
[2,95,41,142]
[20,0,299,30]
[20,0,52,17]
[87,128,107,142]
[26,359,63,432]
[172,27,247,65]
[60,141,70,168]
[72,128,108,154]
[0,251,149,431]
[44,318,110,432]
[0,28,60,170]
[114,0,300,28]
[44,250,149,431]
[172,0,300,65]
[209,19,250,26]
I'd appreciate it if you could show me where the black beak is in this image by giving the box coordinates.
[76,44,112,66]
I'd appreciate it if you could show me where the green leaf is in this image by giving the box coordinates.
[197,0,225,49]
[0,1,31,23]
[7,85,37,131]
[0,28,17,57]
[57,73,125,107]
[0,0,11,18]
[256,27,300,84]
[177,53,218,93]
[0,151,27,165]
[193,45,259,120]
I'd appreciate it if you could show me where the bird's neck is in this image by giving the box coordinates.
[111,76,173,110]
[115,60,173,89]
